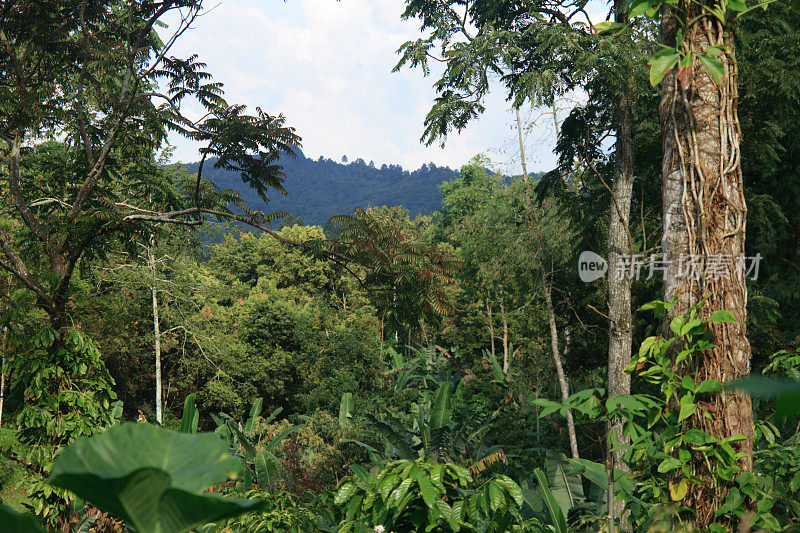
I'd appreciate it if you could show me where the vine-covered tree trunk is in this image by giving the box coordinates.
[660,5,753,526]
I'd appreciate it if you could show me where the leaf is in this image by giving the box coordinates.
[417,474,439,508]
[727,376,800,418]
[245,398,263,434]
[544,450,585,514]
[649,49,680,86]
[255,451,278,487]
[534,468,568,533]
[669,478,689,501]
[708,309,736,323]
[264,424,304,452]
[657,457,682,473]
[695,379,722,394]
[179,394,199,434]
[335,481,358,506]
[48,423,259,533]
[0,504,46,533]
[727,0,747,10]
[488,482,504,511]
[430,381,453,431]
[678,396,697,422]
[698,52,725,84]
[594,21,625,33]
[628,0,652,18]
[339,392,355,426]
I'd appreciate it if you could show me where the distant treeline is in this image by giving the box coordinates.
[183,151,461,226]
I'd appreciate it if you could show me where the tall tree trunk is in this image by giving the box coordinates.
[606,0,636,526]
[147,236,163,425]
[545,284,579,459]
[0,326,7,427]
[500,297,509,374]
[660,5,752,526]
[517,108,579,460]
[486,298,496,361]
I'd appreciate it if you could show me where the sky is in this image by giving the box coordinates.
[162,0,564,174]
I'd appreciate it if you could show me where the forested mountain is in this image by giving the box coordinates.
[183,152,458,226]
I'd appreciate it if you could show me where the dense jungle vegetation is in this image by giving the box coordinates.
[1,1,800,532]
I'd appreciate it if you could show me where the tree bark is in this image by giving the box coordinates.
[147,235,163,425]
[606,0,636,526]
[500,297,509,374]
[545,284,579,460]
[0,326,7,427]
[660,5,752,526]
[486,298,496,361]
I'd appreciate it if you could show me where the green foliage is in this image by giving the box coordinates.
[48,423,260,533]
[0,504,46,533]
[538,301,791,530]
[204,489,324,533]
[334,459,524,532]
[6,329,116,527]
[211,399,304,492]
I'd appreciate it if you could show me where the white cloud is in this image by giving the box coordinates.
[161,0,559,173]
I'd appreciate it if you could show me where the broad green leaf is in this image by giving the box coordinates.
[335,481,358,505]
[678,397,697,422]
[594,21,625,33]
[544,450,585,514]
[657,457,682,473]
[728,0,746,10]
[650,50,679,86]
[683,429,708,445]
[695,379,722,394]
[488,482,504,511]
[670,314,687,337]
[629,0,652,18]
[265,424,304,452]
[0,504,46,533]
[708,309,736,323]
[255,451,278,487]
[417,474,439,508]
[49,423,259,533]
[245,397,263,434]
[534,468,568,533]
[727,376,800,418]
[430,381,453,431]
[339,392,355,426]
[179,394,198,434]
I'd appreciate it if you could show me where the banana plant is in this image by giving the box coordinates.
[211,398,304,491]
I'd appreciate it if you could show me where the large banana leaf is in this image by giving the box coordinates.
[245,397,263,434]
[179,393,199,434]
[544,450,585,513]
[0,504,46,533]
[49,423,262,533]
[532,468,568,533]
[430,381,453,431]
[339,392,354,426]
[367,414,416,460]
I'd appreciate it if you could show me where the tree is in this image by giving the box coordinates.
[646,0,773,524]
[0,1,301,342]
[396,2,653,514]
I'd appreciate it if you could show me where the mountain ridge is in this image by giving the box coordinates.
[182,151,459,226]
